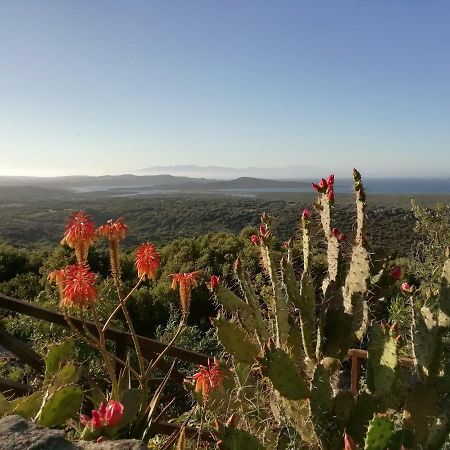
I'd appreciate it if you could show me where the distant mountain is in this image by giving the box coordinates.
[136,164,321,180]
[0,174,211,188]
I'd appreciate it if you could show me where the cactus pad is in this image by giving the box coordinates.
[44,338,74,383]
[214,318,259,364]
[363,415,393,450]
[36,384,83,427]
[258,344,308,400]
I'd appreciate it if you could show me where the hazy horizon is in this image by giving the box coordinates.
[2,2,450,177]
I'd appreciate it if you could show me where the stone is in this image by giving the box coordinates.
[0,414,78,450]
[0,415,147,450]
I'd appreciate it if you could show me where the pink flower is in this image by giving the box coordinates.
[80,400,124,431]
[250,234,261,245]
[319,178,328,190]
[389,266,402,281]
[344,433,357,450]
[209,275,221,290]
[302,208,311,220]
[259,225,269,237]
[104,400,124,427]
[311,182,321,192]
[401,282,412,292]
[327,189,335,203]
[327,174,335,188]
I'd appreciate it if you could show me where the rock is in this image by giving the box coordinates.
[80,440,147,449]
[0,414,148,450]
[0,414,78,449]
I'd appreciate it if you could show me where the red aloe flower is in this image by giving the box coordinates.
[193,357,224,401]
[171,271,201,318]
[97,218,128,241]
[80,400,124,430]
[61,211,96,263]
[389,266,402,281]
[60,263,98,309]
[250,234,261,245]
[135,242,160,280]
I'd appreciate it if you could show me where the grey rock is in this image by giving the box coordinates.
[79,440,147,449]
[0,415,147,450]
[0,414,78,449]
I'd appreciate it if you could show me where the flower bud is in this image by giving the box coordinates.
[250,235,261,245]
[389,266,402,281]
[401,282,412,292]
[302,208,311,220]
[209,275,221,290]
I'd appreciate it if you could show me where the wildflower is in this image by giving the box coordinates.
[208,275,221,291]
[98,218,128,282]
[343,433,357,450]
[171,271,201,318]
[331,228,345,241]
[401,282,412,292]
[389,266,403,281]
[319,178,328,190]
[60,264,98,309]
[61,211,96,263]
[193,357,224,401]
[97,218,128,241]
[327,188,335,204]
[135,242,160,280]
[338,232,346,242]
[250,234,261,245]
[259,224,270,238]
[80,400,124,430]
[327,174,335,188]
[302,208,311,220]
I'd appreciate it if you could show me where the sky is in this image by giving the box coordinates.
[1,1,450,178]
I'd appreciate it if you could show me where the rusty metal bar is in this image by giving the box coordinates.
[0,378,33,396]
[347,348,415,396]
[0,326,44,373]
[0,295,210,372]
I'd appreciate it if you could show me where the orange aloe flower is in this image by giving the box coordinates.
[171,271,201,318]
[97,218,128,241]
[61,211,96,263]
[135,242,160,280]
[97,218,128,282]
[193,357,224,401]
[49,263,98,309]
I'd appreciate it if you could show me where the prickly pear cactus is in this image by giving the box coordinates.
[35,384,83,427]
[207,170,450,449]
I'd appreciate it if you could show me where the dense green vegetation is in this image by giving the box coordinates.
[1,189,449,448]
[2,193,447,255]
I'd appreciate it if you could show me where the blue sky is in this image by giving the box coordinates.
[1,1,449,177]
